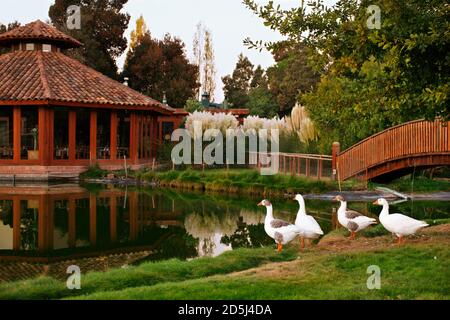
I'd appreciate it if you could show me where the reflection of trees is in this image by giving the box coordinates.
[20,205,38,251]
[0,200,13,227]
[184,207,239,256]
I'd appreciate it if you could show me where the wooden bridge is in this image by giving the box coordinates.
[334,119,450,182]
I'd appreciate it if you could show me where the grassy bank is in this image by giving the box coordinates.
[1,224,449,300]
[112,168,362,196]
[82,164,450,197]
[371,176,450,193]
[0,248,296,300]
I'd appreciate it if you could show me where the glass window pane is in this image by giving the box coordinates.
[20,108,39,160]
[117,111,130,159]
[97,110,111,159]
[76,109,90,160]
[0,107,13,160]
[54,109,69,160]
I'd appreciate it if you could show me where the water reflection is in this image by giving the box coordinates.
[0,184,448,282]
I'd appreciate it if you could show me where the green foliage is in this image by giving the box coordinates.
[371,175,450,193]
[246,86,278,118]
[80,163,108,179]
[184,98,204,113]
[266,42,319,115]
[222,54,255,107]
[49,0,130,79]
[152,168,363,194]
[244,0,450,151]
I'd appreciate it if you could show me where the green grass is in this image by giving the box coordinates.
[1,239,448,300]
[73,244,449,300]
[140,168,364,196]
[0,247,296,300]
[371,176,450,193]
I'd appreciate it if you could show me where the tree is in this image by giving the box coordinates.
[129,15,148,50]
[222,54,254,107]
[49,0,130,79]
[0,21,20,55]
[266,42,319,115]
[123,33,199,107]
[247,65,278,117]
[244,0,450,151]
[193,22,216,101]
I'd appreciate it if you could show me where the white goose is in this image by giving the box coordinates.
[373,198,429,244]
[333,195,377,239]
[258,199,301,252]
[294,194,324,249]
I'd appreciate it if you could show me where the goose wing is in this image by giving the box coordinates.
[345,210,363,219]
[270,219,291,229]
[306,215,324,235]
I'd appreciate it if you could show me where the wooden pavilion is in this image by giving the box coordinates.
[0,20,186,179]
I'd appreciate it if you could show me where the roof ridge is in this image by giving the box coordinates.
[36,51,51,99]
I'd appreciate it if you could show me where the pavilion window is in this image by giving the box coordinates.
[54,109,69,160]
[20,108,39,160]
[25,43,34,51]
[75,109,90,159]
[162,122,174,141]
[42,44,52,52]
[117,111,130,159]
[97,110,111,159]
[0,107,14,160]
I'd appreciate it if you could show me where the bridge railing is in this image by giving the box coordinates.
[249,152,333,180]
[336,119,450,181]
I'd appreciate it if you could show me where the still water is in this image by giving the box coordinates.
[0,183,449,282]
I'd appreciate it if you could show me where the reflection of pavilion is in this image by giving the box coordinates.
[0,185,183,262]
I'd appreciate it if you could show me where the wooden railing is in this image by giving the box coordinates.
[250,152,333,179]
[336,119,450,181]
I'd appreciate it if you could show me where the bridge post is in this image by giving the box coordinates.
[332,142,340,181]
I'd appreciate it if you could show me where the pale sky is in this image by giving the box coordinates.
[0,0,335,103]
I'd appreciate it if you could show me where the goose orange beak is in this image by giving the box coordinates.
[372,200,379,205]
[257,201,263,206]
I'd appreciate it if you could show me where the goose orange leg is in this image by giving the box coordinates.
[397,236,404,245]
[299,237,305,250]
[350,231,356,240]
[277,243,283,252]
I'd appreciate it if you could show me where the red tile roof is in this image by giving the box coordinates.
[0,50,174,113]
[0,20,82,48]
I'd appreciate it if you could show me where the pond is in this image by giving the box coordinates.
[0,183,449,282]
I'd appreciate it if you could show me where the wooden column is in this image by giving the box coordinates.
[110,111,118,160]
[110,196,117,243]
[38,195,48,252]
[12,197,20,250]
[13,106,21,163]
[38,107,49,165]
[68,110,77,162]
[48,109,54,164]
[89,194,97,246]
[90,111,97,163]
[68,198,76,248]
[46,197,54,251]
[129,112,138,164]
[331,142,340,181]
